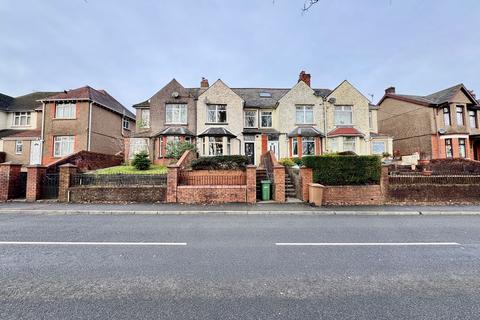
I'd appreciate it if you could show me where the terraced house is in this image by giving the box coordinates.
[378,84,480,160]
[129,71,392,165]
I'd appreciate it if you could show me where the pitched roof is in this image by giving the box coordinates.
[152,127,195,137]
[0,129,41,139]
[328,127,364,137]
[0,92,60,112]
[42,86,135,119]
[379,84,479,107]
[133,99,150,108]
[232,88,289,108]
[287,126,324,138]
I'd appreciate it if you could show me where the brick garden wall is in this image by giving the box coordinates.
[69,186,167,203]
[176,185,247,204]
[47,151,123,173]
[322,185,383,205]
[387,184,480,204]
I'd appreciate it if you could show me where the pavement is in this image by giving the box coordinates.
[2,201,480,215]
[1,213,480,319]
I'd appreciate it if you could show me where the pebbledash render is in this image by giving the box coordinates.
[129,71,392,165]
[377,84,480,160]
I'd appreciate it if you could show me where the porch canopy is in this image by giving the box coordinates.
[327,127,364,137]
[287,126,324,138]
[151,127,195,137]
[198,127,236,138]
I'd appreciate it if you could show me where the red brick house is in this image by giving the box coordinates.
[378,84,480,160]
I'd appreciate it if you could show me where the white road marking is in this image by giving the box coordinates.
[275,242,461,246]
[0,241,187,246]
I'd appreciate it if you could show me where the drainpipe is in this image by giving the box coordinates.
[40,101,46,162]
[433,107,439,159]
[87,101,93,151]
[323,98,328,153]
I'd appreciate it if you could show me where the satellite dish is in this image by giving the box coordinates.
[438,128,446,134]
[171,91,180,98]
[328,97,336,104]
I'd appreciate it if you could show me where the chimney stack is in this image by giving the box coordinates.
[200,77,209,88]
[385,86,396,94]
[298,71,311,87]
[469,90,476,99]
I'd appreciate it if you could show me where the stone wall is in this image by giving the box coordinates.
[69,186,167,203]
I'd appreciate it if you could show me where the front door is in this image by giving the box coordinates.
[30,140,42,165]
[267,141,279,160]
[245,142,255,165]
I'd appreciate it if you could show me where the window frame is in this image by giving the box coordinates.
[122,117,130,130]
[456,105,465,126]
[260,111,273,128]
[372,141,386,155]
[206,104,227,124]
[13,112,31,126]
[443,107,451,126]
[53,136,75,158]
[302,137,315,156]
[15,140,23,154]
[445,138,453,158]
[55,103,76,119]
[343,136,356,152]
[292,138,298,157]
[208,136,224,155]
[334,105,353,126]
[244,110,257,128]
[459,138,466,158]
[295,105,314,125]
[165,103,187,124]
[469,110,477,129]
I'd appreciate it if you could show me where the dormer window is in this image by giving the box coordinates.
[259,92,272,98]
[13,112,31,126]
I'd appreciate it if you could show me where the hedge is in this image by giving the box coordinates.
[191,155,248,170]
[302,155,381,185]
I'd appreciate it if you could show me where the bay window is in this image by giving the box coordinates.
[459,138,466,158]
[296,105,314,124]
[244,110,257,128]
[302,137,315,155]
[292,139,298,156]
[445,139,453,158]
[207,105,227,123]
[261,111,272,128]
[166,104,187,124]
[55,103,76,119]
[53,136,74,157]
[334,106,353,125]
[343,137,356,152]
[13,112,31,126]
[208,137,223,155]
[443,107,451,126]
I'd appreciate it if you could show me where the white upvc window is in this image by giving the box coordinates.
[302,137,315,155]
[208,137,224,155]
[15,140,23,154]
[295,105,314,124]
[140,109,150,128]
[335,105,353,125]
[13,112,31,126]
[129,138,149,159]
[53,136,74,157]
[166,104,187,124]
[260,111,272,128]
[207,105,227,123]
[292,138,298,156]
[372,141,386,155]
[244,110,257,128]
[55,103,76,119]
[122,118,130,130]
[343,137,356,152]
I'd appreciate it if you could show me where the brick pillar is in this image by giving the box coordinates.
[261,134,268,155]
[380,165,389,203]
[297,137,303,158]
[58,163,78,202]
[0,162,22,201]
[299,167,313,202]
[246,165,257,204]
[273,165,285,202]
[166,164,179,203]
[26,165,47,202]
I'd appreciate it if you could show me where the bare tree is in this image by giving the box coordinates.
[302,0,319,12]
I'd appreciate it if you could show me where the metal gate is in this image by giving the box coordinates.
[41,173,59,199]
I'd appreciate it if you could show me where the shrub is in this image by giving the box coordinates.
[191,155,248,170]
[291,157,303,166]
[131,151,151,170]
[165,141,196,159]
[278,158,295,167]
[337,151,357,156]
[302,155,381,185]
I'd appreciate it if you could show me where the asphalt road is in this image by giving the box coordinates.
[1,213,480,319]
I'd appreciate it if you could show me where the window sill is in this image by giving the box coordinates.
[205,123,228,125]
[165,123,188,125]
[295,123,315,126]
[53,118,77,120]
[11,125,32,128]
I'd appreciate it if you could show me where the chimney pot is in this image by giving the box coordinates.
[298,70,311,87]
[385,86,396,94]
[200,77,209,88]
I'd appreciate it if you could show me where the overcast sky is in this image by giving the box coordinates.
[1,0,479,109]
